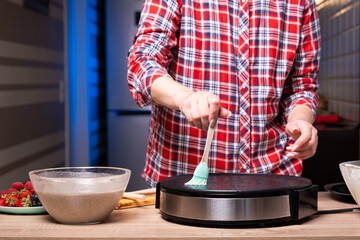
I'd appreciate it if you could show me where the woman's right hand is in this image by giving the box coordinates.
[178,91,231,131]
[151,76,231,131]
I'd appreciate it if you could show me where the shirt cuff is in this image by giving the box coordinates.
[129,60,170,108]
[285,92,319,121]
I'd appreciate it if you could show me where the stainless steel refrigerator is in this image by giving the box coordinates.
[106,0,150,191]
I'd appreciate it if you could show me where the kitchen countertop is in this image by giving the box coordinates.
[0,192,359,240]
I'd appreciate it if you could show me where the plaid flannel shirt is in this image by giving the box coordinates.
[128,0,321,187]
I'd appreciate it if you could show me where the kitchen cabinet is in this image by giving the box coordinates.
[0,192,359,239]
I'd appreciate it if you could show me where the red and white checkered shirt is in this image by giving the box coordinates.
[128,0,321,187]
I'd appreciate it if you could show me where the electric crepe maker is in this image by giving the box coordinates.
[156,173,318,227]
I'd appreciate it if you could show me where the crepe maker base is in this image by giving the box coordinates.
[155,173,318,227]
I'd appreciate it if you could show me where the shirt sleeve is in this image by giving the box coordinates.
[282,0,321,120]
[127,0,181,108]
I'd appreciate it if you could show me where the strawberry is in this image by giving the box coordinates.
[0,198,8,207]
[5,195,19,207]
[12,182,24,191]
[16,200,24,207]
[24,181,33,191]
[7,188,18,197]
[18,195,32,207]
[19,189,31,200]
[0,190,7,197]
[30,189,36,195]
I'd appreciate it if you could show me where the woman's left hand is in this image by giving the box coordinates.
[285,119,318,160]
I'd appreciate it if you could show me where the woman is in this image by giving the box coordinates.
[127,0,321,187]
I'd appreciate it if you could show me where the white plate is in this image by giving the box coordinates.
[0,206,47,215]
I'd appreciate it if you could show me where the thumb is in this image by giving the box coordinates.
[286,122,301,137]
[219,107,231,118]
[290,128,301,136]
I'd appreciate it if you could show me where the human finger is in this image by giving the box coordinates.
[287,141,317,159]
[219,107,231,118]
[286,122,301,140]
[189,96,202,129]
[178,92,196,125]
[208,95,220,128]
[198,93,210,130]
[287,128,318,159]
[289,123,313,151]
[294,125,317,151]
[288,129,317,152]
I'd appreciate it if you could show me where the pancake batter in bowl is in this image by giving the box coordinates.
[38,190,124,224]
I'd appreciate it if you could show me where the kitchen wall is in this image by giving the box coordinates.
[0,0,65,190]
[317,0,360,122]
[88,0,107,166]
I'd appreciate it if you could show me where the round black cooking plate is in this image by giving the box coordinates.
[159,173,312,197]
